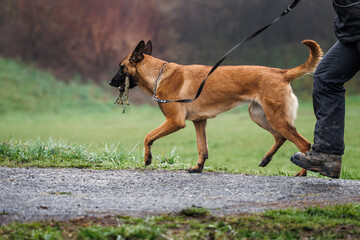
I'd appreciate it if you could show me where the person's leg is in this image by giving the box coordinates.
[291,41,360,178]
[312,41,360,154]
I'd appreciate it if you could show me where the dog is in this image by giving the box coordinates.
[109,40,323,176]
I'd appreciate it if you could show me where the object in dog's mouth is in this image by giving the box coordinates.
[118,81,125,92]
[114,76,130,113]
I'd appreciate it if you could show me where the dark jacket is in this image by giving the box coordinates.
[333,0,360,43]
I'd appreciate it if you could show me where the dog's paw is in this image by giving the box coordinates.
[294,169,307,177]
[259,156,272,167]
[145,153,152,166]
[187,166,203,173]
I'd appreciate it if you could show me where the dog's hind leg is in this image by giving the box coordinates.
[188,120,208,173]
[248,101,286,167]
[261,102,311,176]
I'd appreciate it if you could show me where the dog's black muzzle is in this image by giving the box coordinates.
[109,68,137,90]
[109,71,127,88]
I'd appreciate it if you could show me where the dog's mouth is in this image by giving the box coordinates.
[109,73,125,88]
[109,71,137,89]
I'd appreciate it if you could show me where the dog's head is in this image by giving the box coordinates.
[109,40,153,90]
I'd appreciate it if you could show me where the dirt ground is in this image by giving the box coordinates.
[1,167,360,225]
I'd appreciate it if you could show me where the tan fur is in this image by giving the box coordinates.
[118,40,323,175]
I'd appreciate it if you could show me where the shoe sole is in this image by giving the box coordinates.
[291,156,340,179]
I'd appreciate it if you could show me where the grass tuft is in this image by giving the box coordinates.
[0,210,9,216]
[180,207,210,218]
[0,138,193,171]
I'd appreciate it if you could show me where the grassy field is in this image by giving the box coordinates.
[0,59,360,178]
[1,58,360,239]
[1,57,360,178]
[1,204,360,239]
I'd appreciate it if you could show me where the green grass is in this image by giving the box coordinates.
[180,207,210,218]
[1,204,360,239]
[0,138,193,171]
[0,57,360,179]
[0,58,112,115]
[1,137,359,179]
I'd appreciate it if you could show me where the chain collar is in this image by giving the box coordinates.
[152,63,168,103]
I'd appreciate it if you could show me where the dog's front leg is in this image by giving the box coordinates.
[188,120,208,173]
[144,119,185,166]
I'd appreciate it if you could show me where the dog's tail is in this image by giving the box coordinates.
[284,40,323,82]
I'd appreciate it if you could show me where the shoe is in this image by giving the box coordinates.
[290,151,342,179]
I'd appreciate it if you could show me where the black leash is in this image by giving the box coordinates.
[153,0,302,104]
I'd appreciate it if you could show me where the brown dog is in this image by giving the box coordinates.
[110,40,323,176]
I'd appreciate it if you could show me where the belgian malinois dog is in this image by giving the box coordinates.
[109,40,323,176]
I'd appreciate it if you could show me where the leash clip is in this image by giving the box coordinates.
[283,0,301,16]
[282,5,293,16]
[152,95,167,103]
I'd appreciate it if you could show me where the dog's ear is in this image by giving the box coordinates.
[130,40,145,63]
[144,40,153,56]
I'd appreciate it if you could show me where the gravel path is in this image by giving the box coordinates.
[1,167,360,225]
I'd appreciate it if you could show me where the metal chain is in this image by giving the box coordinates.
[152,63,168,103]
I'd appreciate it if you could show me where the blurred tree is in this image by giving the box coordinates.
[0,0,165,82]
[1,0,359,100]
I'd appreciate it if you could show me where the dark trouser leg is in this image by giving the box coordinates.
[312,41,360,155]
